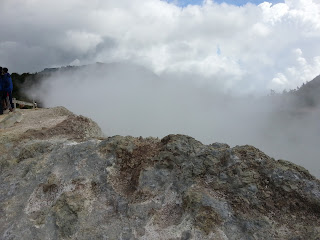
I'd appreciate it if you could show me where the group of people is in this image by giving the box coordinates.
[0,67,13,115]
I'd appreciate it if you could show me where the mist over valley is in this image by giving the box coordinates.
[13,62,320,177]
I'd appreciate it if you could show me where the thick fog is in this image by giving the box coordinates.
[28,63,320,177]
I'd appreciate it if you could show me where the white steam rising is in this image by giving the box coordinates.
[29,63,320,177]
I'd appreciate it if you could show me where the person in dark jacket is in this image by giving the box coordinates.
[2,67,13,111]
[0,67,3,115]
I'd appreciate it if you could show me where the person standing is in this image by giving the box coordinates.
[3,67,13,111]
[0,67,3,115]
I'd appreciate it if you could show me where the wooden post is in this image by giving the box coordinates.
[33,100,37,109]
[13,98,17,109]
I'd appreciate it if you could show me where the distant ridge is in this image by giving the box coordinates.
[294,74,320,107]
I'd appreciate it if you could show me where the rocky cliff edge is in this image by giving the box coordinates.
[0,107,320,240]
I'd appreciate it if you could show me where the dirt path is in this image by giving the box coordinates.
[0,107,73,137]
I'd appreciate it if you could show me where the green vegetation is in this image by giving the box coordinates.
[11,66,77,107]
[269,75,320,109]
[11,72,39,102]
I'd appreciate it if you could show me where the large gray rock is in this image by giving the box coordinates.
[0,109,320,240]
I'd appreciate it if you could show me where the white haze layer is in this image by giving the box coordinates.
[1,0,320,93]
[29,63,320,178]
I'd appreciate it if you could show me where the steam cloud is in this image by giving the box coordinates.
[29,63,320,177]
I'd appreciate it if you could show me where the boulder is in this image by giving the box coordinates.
[0,109,319,240]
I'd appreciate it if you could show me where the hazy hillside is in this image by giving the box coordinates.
[11,65,83,104]
[12,64,320,109]
[294,75,320,108]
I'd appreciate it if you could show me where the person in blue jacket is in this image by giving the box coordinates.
[2,67,13,111]
[0,67,3,115]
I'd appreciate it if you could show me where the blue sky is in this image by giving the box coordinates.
[166,0,284,7]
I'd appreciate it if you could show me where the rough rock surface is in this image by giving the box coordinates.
[0,107,320,240]
[0,111,23,129]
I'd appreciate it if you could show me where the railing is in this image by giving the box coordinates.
[12,98,37,109]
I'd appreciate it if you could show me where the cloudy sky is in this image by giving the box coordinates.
[1,0,320,93]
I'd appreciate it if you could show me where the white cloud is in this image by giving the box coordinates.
[260,2,289,24]
[270,73,288,88]
[270,48,320,90]
[69,59,81,66]
[60,31,103,54]
[0,0,319,92]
